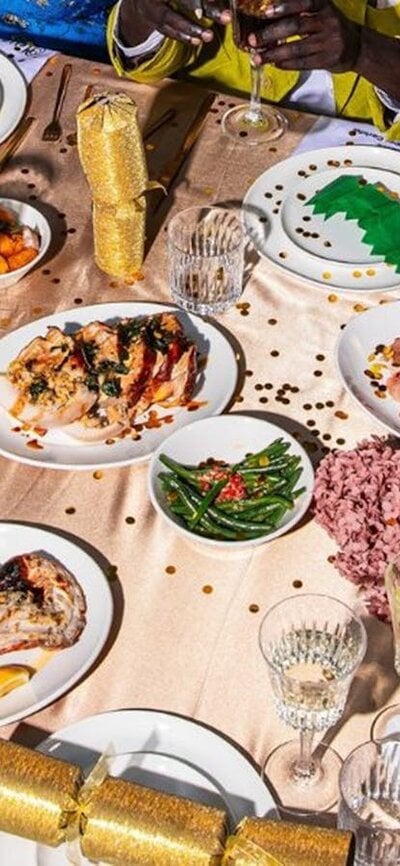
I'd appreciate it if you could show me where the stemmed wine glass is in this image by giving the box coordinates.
[259,594,367,813]
[222,0,288,145]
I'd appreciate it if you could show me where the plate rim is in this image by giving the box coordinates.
[335,301,400,436]
[0,301,238,471]
[38,707,277,816]
[0,53,27,144]
[0,521,114,726]
[242,145,400,293]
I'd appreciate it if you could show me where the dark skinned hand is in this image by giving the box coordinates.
[249,0,361,71]
[121,0,231,47]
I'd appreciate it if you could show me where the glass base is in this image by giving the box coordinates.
[222,103,288,145]
[171,289,238,317]
[263,739,342,815]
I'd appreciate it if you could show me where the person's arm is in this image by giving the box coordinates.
[249,0,400,102]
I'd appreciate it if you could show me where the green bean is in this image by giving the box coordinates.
[162,475,240,539]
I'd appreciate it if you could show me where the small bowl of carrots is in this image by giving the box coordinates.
[0,198,51,289]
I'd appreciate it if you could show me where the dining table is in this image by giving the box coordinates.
[0,45,399,854]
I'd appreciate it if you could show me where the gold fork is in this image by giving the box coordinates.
[41,63,72,142]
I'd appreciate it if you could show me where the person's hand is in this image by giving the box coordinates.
[121,0,231,47]
[249,0,361,71]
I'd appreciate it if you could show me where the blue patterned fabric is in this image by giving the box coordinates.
[0,1,113,61]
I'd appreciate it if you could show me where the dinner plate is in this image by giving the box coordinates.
[0,709,277,866]
[336,301,400,435]
[0,302,237,470]
[0,53,27,144]
[243,145,400,292]
[0,522,113,726]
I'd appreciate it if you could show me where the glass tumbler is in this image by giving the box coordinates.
[168,206,244,316]
[338,738,400,866]
[384,557,400,676]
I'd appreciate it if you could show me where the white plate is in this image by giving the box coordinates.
[0,709,277,866]
[0,198,51,289]
[0,302,237,470]
[149,414,314,549]
[0,54,27,144]
[336,301,400,435]
[243,146,400,292]
[0,522,113,726]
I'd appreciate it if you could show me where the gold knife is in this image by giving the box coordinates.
[152,92,215,212]
[0,116,35,172]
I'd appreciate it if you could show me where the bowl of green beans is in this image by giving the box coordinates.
[148,414,314,548]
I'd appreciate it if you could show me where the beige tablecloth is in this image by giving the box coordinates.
[0,54,399,794]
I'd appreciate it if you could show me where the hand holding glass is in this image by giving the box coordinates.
[223,0,287,145]
[259,594,367,813]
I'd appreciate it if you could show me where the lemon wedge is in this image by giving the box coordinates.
[0,665,32,697]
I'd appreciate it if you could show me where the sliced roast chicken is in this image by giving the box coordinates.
[0,552,86,655]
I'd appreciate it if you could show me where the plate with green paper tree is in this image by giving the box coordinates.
[242,145,400,292]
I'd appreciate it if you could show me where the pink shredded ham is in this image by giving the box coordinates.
[313,437,400,622]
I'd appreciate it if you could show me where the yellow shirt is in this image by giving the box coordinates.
[107,0,400,139]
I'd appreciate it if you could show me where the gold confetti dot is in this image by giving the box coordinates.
[106,565,119,581]
[335,410,348,420]
[328,293,338,302]
[65,507,76,515]
[32,306,43,315]
[202,186,215,196]
[352,270,362,278]
[366,269,376,277]
[93,470,103,480]
[125,516,136,525]
[292,580,303,589]
[202,584,213,594]
[353,303,367,313]
[165,565,176,574]
[249,603,259,613]
[323,272,332,281]
[145,143,155,151]
[279,251,288,259]
[0,317,11,328]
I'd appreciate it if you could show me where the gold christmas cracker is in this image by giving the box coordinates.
[77,92,152,280]
[81,775,226,866]
[0,740,82,847]
[223,818,355,866]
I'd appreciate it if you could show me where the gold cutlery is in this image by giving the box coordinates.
[143,107,177,143]
[42,63,72,142]
[0,116,35,172]
[152,92,215,213]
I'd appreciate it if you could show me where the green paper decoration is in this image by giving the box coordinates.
[306,175,400,272]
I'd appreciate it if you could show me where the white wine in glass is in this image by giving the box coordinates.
[259,594,367,813]
[222,0,288,145]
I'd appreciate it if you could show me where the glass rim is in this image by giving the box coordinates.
[338,737,400,833]
[258,592,367,680]
[370,703,400,743]
[167,205,244,256]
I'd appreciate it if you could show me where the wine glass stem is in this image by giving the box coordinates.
[293,730,317,781]
[248,55,263,122]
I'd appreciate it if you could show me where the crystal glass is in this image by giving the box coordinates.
[384,557,400,676]
[338,738,400,866]
[168,206,244,316]
[371,704,400,743]
[259,594,367,813]
[222,0,288,145]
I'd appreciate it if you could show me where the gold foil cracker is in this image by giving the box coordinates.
[0,739,82,847]
[77,92,151,280]
[81,775,227,866]
[224,818,355,866]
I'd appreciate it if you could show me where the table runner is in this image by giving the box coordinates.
[0,53,398,783]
